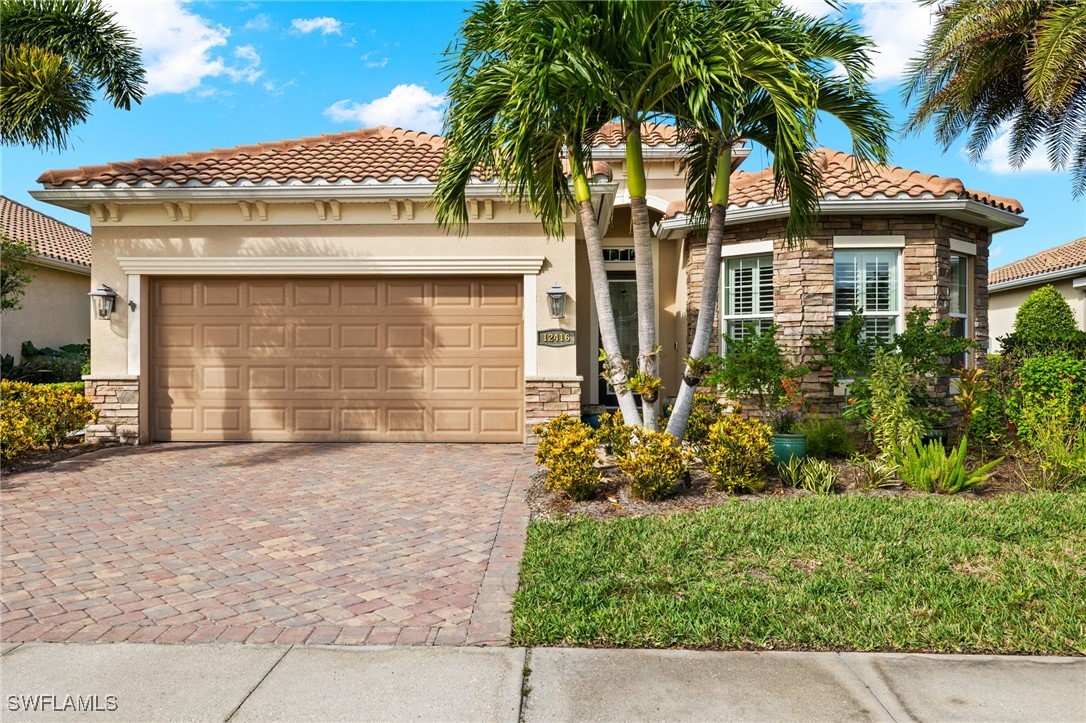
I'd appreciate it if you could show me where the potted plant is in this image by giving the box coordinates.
[580,404,607,429]
[770,377,808,463]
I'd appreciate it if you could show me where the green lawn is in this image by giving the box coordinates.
[513,494,1086,654]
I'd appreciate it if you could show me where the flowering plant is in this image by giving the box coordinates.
[769,377,806,434]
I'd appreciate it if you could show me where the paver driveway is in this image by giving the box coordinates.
[1,443,533,646]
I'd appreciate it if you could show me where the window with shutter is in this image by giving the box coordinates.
[722,255,773,340]
[834,249,900,342]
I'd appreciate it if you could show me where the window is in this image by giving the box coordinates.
[950,254,969,367]
[723,255,773,340]
[602,248,635,262]
[834,249,900,342]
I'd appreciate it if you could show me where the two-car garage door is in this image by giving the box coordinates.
[150,277,524,442]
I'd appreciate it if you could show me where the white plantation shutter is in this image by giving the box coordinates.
[723,255,773,340]
[834,249,900,341]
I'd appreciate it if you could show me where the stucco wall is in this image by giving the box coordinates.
[85,201,579,381]
[1,263,90,362]
[989,277,1086,349]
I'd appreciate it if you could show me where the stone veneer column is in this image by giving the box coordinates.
[525,376,583,442]
[83,375,140,445]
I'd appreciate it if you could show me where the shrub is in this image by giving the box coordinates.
[800,417,854,459]
[617,429,687,500]
[867,350,925,461]
[849,454,897,489]
[1014,384,1086,491]
[899,439,1002,494]
[1,380,97,459]
[1014,285,1078,340]
[684,392,724,444]
[597,410,632,458]
[699,414,772,493]
[705,324,807,415]
[533,414,601,500]
[2,341,89,384]
[1013,353,1086,436]
[794,459,837,494]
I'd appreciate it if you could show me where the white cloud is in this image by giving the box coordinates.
[991,245,1005,260]
[976,127,1056,175]
[244,13,271,31]
[263,78,297,97]
[291,16,343,35]
[779,0,837,17]
[362,52,388,69]
[104,0,264,96]
[324,84,445,133]
[854,1,936,85]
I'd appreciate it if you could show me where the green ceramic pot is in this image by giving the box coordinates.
[772,433,807,464]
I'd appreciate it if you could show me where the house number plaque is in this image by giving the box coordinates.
[537,329,576,347]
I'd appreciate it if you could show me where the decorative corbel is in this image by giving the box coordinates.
[177,202,191,222]
[468,199,480,220]
[483,199,493,220]
[403,200,414,220]
[105,202,121,222]
[253,201,268,221]
[328,200,342,221]
[388,200,400,220]
[238,201,252,221]
[90,203,107,222]
[314,200,328,221]
[163,202,179,222]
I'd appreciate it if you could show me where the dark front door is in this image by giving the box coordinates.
[598,272,639,408]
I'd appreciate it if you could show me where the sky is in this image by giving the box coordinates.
[2,0,1084,269]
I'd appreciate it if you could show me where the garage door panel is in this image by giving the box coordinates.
[152,277,524,442]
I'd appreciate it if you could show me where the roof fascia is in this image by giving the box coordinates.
[32,255,91,275]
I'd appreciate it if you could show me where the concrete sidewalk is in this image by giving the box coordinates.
[1,643,1083,722]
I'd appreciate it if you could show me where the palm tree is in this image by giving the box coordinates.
[665,4,892,439]
[1,0,145,151]
[905,0,1086,196]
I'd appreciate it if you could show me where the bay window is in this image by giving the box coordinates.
[722,255,773,340]
[950,254,970,367]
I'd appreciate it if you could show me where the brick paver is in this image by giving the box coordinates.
[1,443,532,646]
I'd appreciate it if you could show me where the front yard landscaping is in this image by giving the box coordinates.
[513,493,1086,654]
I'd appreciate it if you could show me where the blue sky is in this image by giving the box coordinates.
[2,0,1083,268]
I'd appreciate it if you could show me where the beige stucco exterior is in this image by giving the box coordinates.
[989,275,1086,350]
[1,262,90,361]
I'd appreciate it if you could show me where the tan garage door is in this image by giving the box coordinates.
[151,277,524,442]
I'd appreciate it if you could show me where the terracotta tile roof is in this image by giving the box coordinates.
[989,237,1086,286]
[664,148,1024,219]
[0,196,91,268]
[38,126,464,188]
[592,121,680,147]
[37,124,630,189]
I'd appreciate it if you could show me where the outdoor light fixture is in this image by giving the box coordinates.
[88,284,118,320]
[546,283,568,319]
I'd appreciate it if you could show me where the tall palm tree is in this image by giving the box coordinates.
[665,4,892,440]
[905,0,1086,196]
[1,0,145,151]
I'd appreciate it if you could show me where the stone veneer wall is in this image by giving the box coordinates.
[525,376,583,442]
[83,375,140,444]
[685,214,991,416]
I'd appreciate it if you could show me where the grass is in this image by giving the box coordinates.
[513,494,1086,654]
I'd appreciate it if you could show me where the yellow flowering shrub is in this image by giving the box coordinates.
[616,429,687,501]
[699,414,773,493]
[597,410,632,458]
[1,380,97,459]
[533,414,601,500]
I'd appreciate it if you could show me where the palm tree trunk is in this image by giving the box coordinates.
[666,146,731,440]
[576,191,643,427]
[626,124,660,431]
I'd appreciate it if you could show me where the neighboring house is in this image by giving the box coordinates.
[988,237,1086,349]
[32,124,1024,444]
[0,195,92,363]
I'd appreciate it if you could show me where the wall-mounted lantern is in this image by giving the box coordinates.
[546,283,568,320]
[88,284,118,320]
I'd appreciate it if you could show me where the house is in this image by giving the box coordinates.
[31,124,1024,444]
[988,237,1086,348]
[0,195,92,363]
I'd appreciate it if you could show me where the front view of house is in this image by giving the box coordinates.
[32,123,1025,444]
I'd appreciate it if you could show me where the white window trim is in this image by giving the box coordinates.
[833,245,905,338]
[720,240,773,259]
[833,235,905,249]
[721,253,774,340]
[950,238,977,256]
[949,249,974,369]
[116,256,547,276]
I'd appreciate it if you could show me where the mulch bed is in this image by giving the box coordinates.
[528,456,1028,521]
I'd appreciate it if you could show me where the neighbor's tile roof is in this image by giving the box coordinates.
[989,237,1086,286]
[0,195,91,268]
[664,148,1024,218]
[593,121,679,147]
[36,123,656,189]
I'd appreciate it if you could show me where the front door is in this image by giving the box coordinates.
[598,272,638,407]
